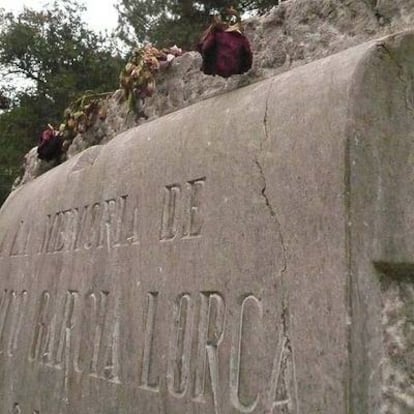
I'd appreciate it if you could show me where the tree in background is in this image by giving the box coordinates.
[115,0,277,50]
[0,0,123,205]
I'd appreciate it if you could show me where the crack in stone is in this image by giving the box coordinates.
[256,78,288,276]
[255,85,292,405]
[260,79,273,152]
[254,158,276,218]
[254,156,288,276]
[281,296,290,339]
[255,91,294,408]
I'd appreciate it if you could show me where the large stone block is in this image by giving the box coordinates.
[0,30,413,413]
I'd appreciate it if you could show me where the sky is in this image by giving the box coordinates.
[0,0,119,32]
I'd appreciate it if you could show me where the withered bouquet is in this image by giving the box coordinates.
[197,6,252,78]
[58,92,111,148]
[120,45,183,110]
[41,44,183,157]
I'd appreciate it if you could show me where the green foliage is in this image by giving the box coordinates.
[0,93,46,204]
[0,0,123,109]
[0,0,124,205]
[115,0,277,50]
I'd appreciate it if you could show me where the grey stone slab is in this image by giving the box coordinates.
[344,32,414,413]
[0,30,413,414]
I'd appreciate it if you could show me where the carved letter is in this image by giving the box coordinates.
[65,209,79,251]
[40,213,60,254]
[230,295,262,413]
[0,289,12,353]
[0,231,7,257]
[90,291,109,377]
[266,333,298,413]
[160,185,181,240]
[10,220,30,256]
[0,290,28,356]
[30,291,51,361]
[123,196,140,245]
[182,178,206,238]
[48,213,63,253]
[39,214,52,253]
[99,199,117,249]
[53,212,66,252]
[54,291,79,368]
[73,292,99,374]
[7,290,28,357]
[193,292,225,414]
[73,205,90,251]
[168,293,194,397]
[102,296,121,383]
[84,203,103,250]
[43,313,57,365]
[140,292,160,391]
[54,209,76,252]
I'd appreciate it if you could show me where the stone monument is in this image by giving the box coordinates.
[0,30,413,413]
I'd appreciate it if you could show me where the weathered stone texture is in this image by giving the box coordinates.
[1,29,414,413]
[381,276,414,414]
[15,0,414,186]
[343,31,414,413]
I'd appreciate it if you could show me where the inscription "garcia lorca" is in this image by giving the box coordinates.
[1,288,297,413]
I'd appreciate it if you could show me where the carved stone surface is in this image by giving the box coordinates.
[0,30,414,413]
[380,276,414,413]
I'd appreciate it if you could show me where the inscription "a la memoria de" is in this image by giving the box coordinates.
[0,195,139,257]
[0,177,207,257]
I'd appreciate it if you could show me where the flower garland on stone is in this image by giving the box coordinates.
[38,44,183,161]
[59,91,112,151]
[119,45,183,111]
